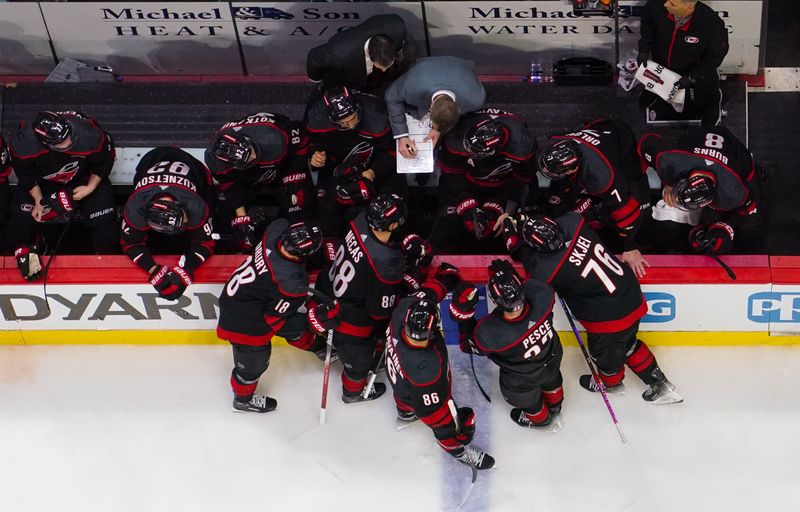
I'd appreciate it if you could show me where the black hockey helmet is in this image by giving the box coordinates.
[487,267,525,311]
[147,195,185,234]
[403,299,439,344]
[322,86,361,129]
[537,139,582,180]
[211,132,257,169]
[673,171,716,211]
[366,193,407,231]
[33,111,73,148]
[464,117,505,159]
[521,216,565,253]
[280,221,322,260]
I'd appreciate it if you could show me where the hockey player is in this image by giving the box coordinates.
[639,126,763,254]
[385,270,495,471]
[0,135,11,251]
[502,212,682,404]
[307,194,407,403]
[8,111,119,279]
[305,86,404,240]
[538,118,652,277]
[432,109,537,253]
[217,220,323,413]
[121,147,215,301]
[205,111,313,250]
[457,259,565,429]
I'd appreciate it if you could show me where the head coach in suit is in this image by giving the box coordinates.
[306,14,408,92]
[385,56,486,160]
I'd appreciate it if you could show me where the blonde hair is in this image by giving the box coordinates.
[430,96,460,135]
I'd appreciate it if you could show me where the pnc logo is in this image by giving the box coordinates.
[643,292,676,323]
[748,292,800,323]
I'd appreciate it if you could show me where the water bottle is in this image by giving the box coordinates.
[530,61,543,84]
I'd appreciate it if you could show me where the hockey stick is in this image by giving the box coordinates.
[558,296,627,444]
[42,218,72,313]
[319,328,335,426]
[448,399,478,509]
[708,253,737,281]
[469,352,492,403]
[362,342,386,399]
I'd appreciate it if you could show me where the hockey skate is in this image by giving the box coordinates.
[579,374,625,394]
[397,408,418,422]
[643,379,684,405]
[342,382,386,404]
[452,445,496,471]
[233,394,277,413]
[510,408,562,433]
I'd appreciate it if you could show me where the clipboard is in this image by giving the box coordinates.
[397,113,434,174]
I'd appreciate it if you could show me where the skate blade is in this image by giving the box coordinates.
[395,418,419,431]
[648,389,684,405]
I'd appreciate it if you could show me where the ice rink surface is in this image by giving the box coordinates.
[1,343,799,512]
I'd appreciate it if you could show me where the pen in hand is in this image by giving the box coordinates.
[406,143,416,157]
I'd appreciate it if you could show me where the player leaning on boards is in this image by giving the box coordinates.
[501,212,683,405]
[121,147,216,301]
[385,268,495,471]
[217,220,323,413]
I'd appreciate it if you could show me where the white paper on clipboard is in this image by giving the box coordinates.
[397,113,434,173]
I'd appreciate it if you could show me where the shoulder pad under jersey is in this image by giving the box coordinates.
[353,215,404,284]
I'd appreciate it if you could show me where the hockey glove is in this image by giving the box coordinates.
[149,265,192,301]
[459,333,483,356]
[455,197,479,232]
[14,246,43,281]
[231,215,259,251]
[281,172,308,214]
[434,262,462,292]
[675,75,695,89]
[449,282,479,322]
[40,189,75,222]
[401,234,432,269]
[689,222,734,255]
[333,141,374,179]
[501,216,522,253]
[307,300,341,335]
[335,178,375,206]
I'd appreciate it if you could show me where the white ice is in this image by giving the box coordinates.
[1,344,798,512]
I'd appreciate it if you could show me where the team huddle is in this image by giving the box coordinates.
[0,4,759,473]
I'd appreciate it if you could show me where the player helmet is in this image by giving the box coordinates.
[521,216,565,252]
[366,194,407,231]
[673,171,716,211]
[403,299,439,343]
[464,117,505,159]
[322,86,361,129]
[33,111,73,148]
[280,221,322,260]
[537,139,582,180]
[487,268,525,311]
[147,195,184,234]
[211,132,257,169]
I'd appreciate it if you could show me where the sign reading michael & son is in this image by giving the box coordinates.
[40,2,242,75]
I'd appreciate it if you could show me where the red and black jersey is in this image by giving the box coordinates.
[438,108,537,210]
[205,112,309,201]
[385,283,454,425]
[9,111,115,193]
[516,211,647,333]
[0,135,11,185]
[315,212,405,336]
[217,219,310,346]
[638,0,728,84]
[640,126,756,214]
[305,91,395,185]
[546,119,645,249]
[121,147,214,275]
[474,279,560,374]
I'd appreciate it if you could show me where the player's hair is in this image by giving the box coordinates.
[430,96,460,136]
[367,35,397,68]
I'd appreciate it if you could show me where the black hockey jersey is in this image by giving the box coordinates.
[205,112,309,198]
[315,212,404,335]
[474,279,560,374]
[9,111,115,193]
[0,135,11,185]
[305,91,395,184]
[217,219,310,346]
[438,109,537,209]
[640,126,756,213]
[546,119,645,246]
[121,147,215,275]
[516,212,646,333]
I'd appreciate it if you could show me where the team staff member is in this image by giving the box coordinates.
[9,111,119,280]
[637,0,729,126]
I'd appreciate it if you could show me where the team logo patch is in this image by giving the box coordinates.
[548,195,561,205]
[685,36,700,44]
[42,161,80,184]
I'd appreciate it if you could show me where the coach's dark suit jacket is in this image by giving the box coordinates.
[384,56,486,138]
[306,14,406,89]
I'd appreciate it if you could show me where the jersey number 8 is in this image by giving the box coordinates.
[226,256,256,297]
[328,245,356,298]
